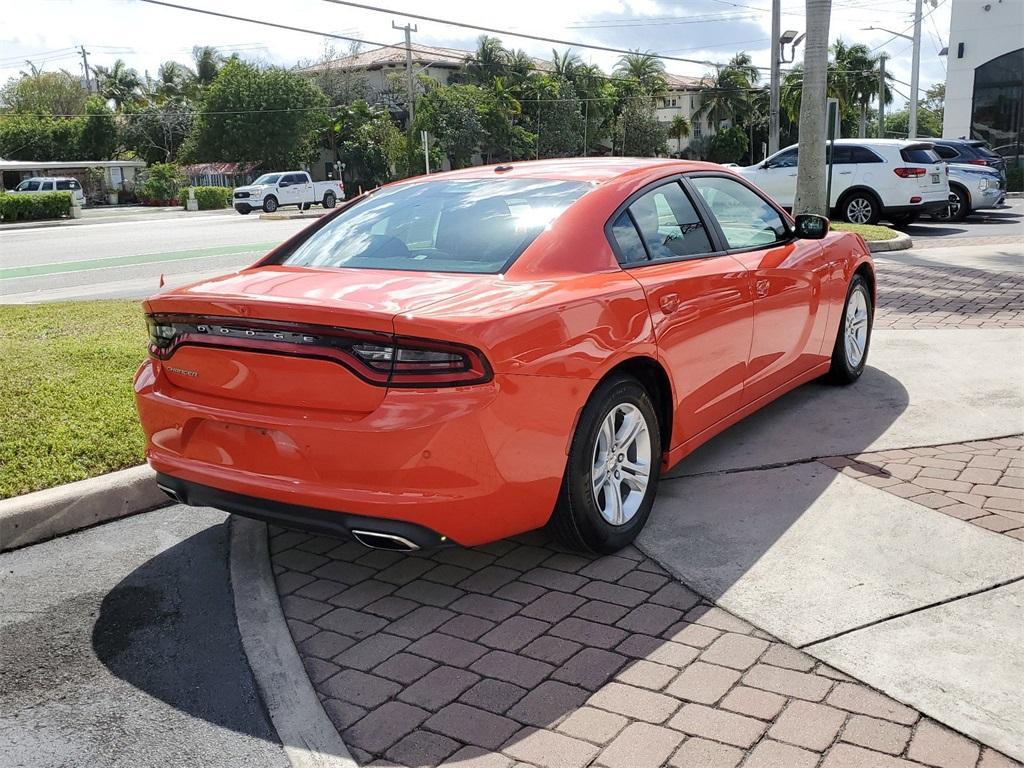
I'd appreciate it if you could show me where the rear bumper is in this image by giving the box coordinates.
[155,473,450,550]
[884,200,949,215]
[135,360,583,547]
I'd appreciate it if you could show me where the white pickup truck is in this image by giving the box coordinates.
[232,171,344,214]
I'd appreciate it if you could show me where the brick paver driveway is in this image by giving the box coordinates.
[271,529,1018,768]
[268,234,1023,768]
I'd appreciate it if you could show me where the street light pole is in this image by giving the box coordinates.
[769,0,781,155]
[878,54,887,138]
[909,0,923,137]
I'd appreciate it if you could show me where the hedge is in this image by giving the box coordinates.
[189,186,233,210]
[1007,167,1023,194]
[0,191,73,222]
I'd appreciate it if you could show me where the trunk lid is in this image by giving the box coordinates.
[145,266,488,412]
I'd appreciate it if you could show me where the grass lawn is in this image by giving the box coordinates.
[831,221,899,241]
[0,301,148,499]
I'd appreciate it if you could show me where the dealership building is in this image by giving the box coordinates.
[942,0,1023,167]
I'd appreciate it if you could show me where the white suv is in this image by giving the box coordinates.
[9,176,86,205]
[738,139,950,225]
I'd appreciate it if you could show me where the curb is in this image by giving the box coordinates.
[230,516,356,768]
[1005,191,1022,199]
[259,211,327,221]
[865,231,913,253]
[0,464,167,552]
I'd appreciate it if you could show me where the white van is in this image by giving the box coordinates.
[9,177,86,205]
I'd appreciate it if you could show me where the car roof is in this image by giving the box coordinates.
[406,157,726,185]
[23,176,77,181]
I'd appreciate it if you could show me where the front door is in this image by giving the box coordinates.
[753,147,799,206]
[608,179,753,444]
[687,174,832,404]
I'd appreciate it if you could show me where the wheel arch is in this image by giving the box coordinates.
[595,356,674,454]
[948,180,972,210]
[853,259,876,306]
[836,185,882,213]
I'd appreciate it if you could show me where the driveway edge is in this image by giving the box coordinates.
[0,464,167,552]
[867,231,913,252]
[230,516,356,768]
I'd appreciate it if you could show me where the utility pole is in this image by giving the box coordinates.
[878,54,887,138]
[79,45,92,92]
[393,21,418,128]
[908,0,923,137]
[769,0,781,155]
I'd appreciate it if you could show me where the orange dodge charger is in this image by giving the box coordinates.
[135,158,874,553]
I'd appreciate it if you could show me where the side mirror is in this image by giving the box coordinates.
[793,213,829,240]
[761,161,770,169]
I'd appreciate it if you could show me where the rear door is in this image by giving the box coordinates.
[687,173,833,403]
[609,178,752,441]
[901,144,946,192]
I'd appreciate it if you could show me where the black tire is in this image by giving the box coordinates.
[550,375,662,553]
[828,274,873,385]
[322,192,337,209]
[944,186,970,222]
[262,196,278,213]
[235,206,252,215]
[838,191,881,225]
[301,202,311,211]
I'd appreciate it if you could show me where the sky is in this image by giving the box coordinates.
[0,0,952,111]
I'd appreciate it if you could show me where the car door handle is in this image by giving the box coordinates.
[755,279,770,298]
[788,172,797,177]
[659,294,680,314]
[839,171,853,175]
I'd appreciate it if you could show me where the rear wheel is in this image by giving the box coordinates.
[262,196,278,213]
[323,192,337,209]
[933,186,968,222]
[888,213,918,228]
[839,191,880,225]
[550,375,662,553]
[828,274,873,385]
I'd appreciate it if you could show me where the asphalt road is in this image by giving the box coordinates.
[0,211,314,304]
[901,197,1022,243]
[0,507,289,768]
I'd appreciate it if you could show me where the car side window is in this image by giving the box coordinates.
[41,180,54,191]
[766,148,798,168]
[690,176,789,250]
[627,182,713,262]
[18,180,41,191]
[849,146,884,163]
[609,211,648,264]
[829,145,853,164]
[934,145,959,160]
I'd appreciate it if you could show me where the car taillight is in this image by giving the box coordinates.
[968,159,988,166]
[146,314,491,387]
[894,167,927,178]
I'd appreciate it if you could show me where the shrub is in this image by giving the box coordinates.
[0,191,73,222]
[1007,167,1023,193]
[189,185,233,210]
[138,162,185,204]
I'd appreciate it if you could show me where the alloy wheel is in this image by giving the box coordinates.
[591,404,652,526]
[845,197,873,224]
[844,286,870,368]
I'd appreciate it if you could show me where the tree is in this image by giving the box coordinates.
[613,52,667,96]
[326,100,406,189]
[524,75,582,158]
[149,61,193,103]
[793,0,832,216]
[0,68,88,115]
[696,60,754,129]
[184,59,327,166]
[0,95,115,160]
[121,99,195,163]
[192,46,223,88]
[618,98,667,156]
[303,42,370,108]
[459,36,510,86]
[669,114,691,155]
[551,49,582,81]
[831,41,890,137]
[884,107,942,139]
[78,96,117,159]
[709,125,748,164]
[415,83,488,168]
[93,59,142,110]
[921,83,945,127]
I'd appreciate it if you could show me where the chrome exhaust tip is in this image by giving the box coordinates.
[351,530,420,552]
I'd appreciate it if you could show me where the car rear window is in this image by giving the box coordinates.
[970,143,1001,159]
[900,145,941,164]
[274,179,591,274]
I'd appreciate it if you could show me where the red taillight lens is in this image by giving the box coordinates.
[146,315,492,387]
[894,167,927,178]
[968,159,988,166]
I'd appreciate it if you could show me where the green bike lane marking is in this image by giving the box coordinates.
[0,242,280,280]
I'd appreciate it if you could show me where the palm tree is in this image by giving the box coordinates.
[613,51,667,96]
[93,59,142,110]
[551,49,582,81]
[462,36,509,86]
[192,46,222,87]
[727,52,760,87]
[669,114,691,155]
[832,41,891,137]
[151,61,192,102]
[793,0,832,216]
[695,66,749,129]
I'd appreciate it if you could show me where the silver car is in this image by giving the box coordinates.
[933,163,1006,222]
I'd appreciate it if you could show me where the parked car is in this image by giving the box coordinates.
[232,171,344,214]
[932,162,1006,222]
[136,158,874,553]
[8,176,85,206]
[738,139,950,225]
[927,138,1007,177]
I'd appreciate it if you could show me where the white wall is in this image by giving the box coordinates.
[943,0,1024,139]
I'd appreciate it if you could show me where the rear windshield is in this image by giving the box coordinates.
[274,179,590,274]
[970,143,1001,159]
[900,146,941,164]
